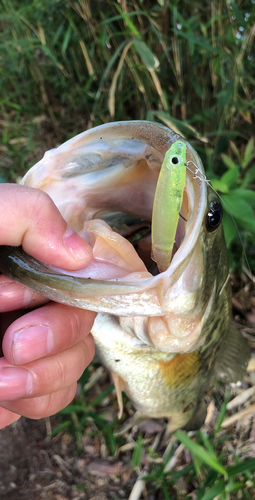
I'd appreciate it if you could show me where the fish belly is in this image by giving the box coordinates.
[92,313,210,432]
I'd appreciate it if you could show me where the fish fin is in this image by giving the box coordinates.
[114,412,149,436]
[181,399,208,432]
[214,324,251,383]
[110,371,124,419]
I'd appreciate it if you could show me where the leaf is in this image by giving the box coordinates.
[79,40,94,77]
[62,23,72,54]
[52,22,65,46]
[93,40,127,114]
[191,78,204,99]
[115,4,141,38]
[210,179,229,193]
[229,141,241,162]
[242,165,255,188]
[108,41,132,117]
[132,38,159,70]
[214,390,230,434]
[162,482,171,500]
[91,384,114,407]
[230,189,255,206]
[49,420,71,437]
[58,404,86,414]
[193,454,204,479]
[132,434,143,468]
[220,167,239,189]
[175,431,227,476]
[226,458,255,477]
[200,479,226,500]
[221,153,238,170]
[230,2,246,28]
[153,111,184,135]
[221,194,255,231]
[197,430,214,453]
[242,137,254,168]
[153,111,208,142]
[172,29,227,57]
[216,80,234,109]
[222,210,237,246]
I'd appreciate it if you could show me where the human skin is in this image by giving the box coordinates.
[0,184,96,428]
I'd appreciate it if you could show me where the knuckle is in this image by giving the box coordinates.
[29,189,56,231]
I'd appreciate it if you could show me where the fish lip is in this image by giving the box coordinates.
[18,121,208,314]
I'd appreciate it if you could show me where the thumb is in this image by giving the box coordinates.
[0,184,92,270]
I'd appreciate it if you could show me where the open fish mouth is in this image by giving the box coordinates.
[1,121,207,318]
[0,121,219,353]
[0,121,207,315]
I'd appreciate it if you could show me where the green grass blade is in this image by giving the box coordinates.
[62,23,72,54]
[132,434,143,468]
[172,29,228,56]
[175,431,227,476]
[226,458,255,477]
[214,390,230,434]
[115,4,141,38]
[200,478,226,500]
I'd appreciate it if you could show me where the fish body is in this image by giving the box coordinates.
[0,121,250,431]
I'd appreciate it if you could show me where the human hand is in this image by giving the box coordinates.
[0,184,96,428]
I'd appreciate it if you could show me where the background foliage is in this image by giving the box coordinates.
[1,0,255,269]
[1,1,255,498]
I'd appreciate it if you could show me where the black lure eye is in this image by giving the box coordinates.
[171,156,180,165]
[206,200,223,232]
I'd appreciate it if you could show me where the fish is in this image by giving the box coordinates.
[0,121,250,432]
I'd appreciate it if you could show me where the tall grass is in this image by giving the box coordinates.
[1,0,254,267]
[1,1,254,144]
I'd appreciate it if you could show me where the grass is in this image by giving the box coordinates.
[51,364,255,499]
[1,0,255,498]
[1,0,254,269]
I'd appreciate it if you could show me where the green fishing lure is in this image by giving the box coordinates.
[151,141,187,272]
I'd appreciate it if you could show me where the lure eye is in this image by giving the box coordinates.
[170,156,180,165]
[206,200,223,232]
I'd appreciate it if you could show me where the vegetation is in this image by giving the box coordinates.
[1,0,255,498]
[1,0,255,269]
[54,366,255,499]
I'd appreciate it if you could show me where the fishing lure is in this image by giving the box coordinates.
[151,141,187,272]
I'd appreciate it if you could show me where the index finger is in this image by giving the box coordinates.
[0,184,92,271]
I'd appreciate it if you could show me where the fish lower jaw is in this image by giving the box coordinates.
[119,314,206,353]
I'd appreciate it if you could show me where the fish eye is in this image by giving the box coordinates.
[206,200,223,232]
[171,156,180,165]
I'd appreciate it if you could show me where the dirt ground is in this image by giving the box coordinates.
[0,278,255,500]
[0,414,138,500]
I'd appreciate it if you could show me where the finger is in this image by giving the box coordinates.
[0,383,77,420]
[3,303,96,365]
[0,336,95,401]
[0,406,20,429]
[0,276,48,313]
[0,184,92,270]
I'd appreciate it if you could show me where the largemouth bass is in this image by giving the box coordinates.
[0,121,250,432]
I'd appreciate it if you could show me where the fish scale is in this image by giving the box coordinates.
[0,121,250,431]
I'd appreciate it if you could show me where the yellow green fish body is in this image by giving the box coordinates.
[0,121,250,431]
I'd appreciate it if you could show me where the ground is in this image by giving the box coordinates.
[0,276,255,500]
[0,415,136,500]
